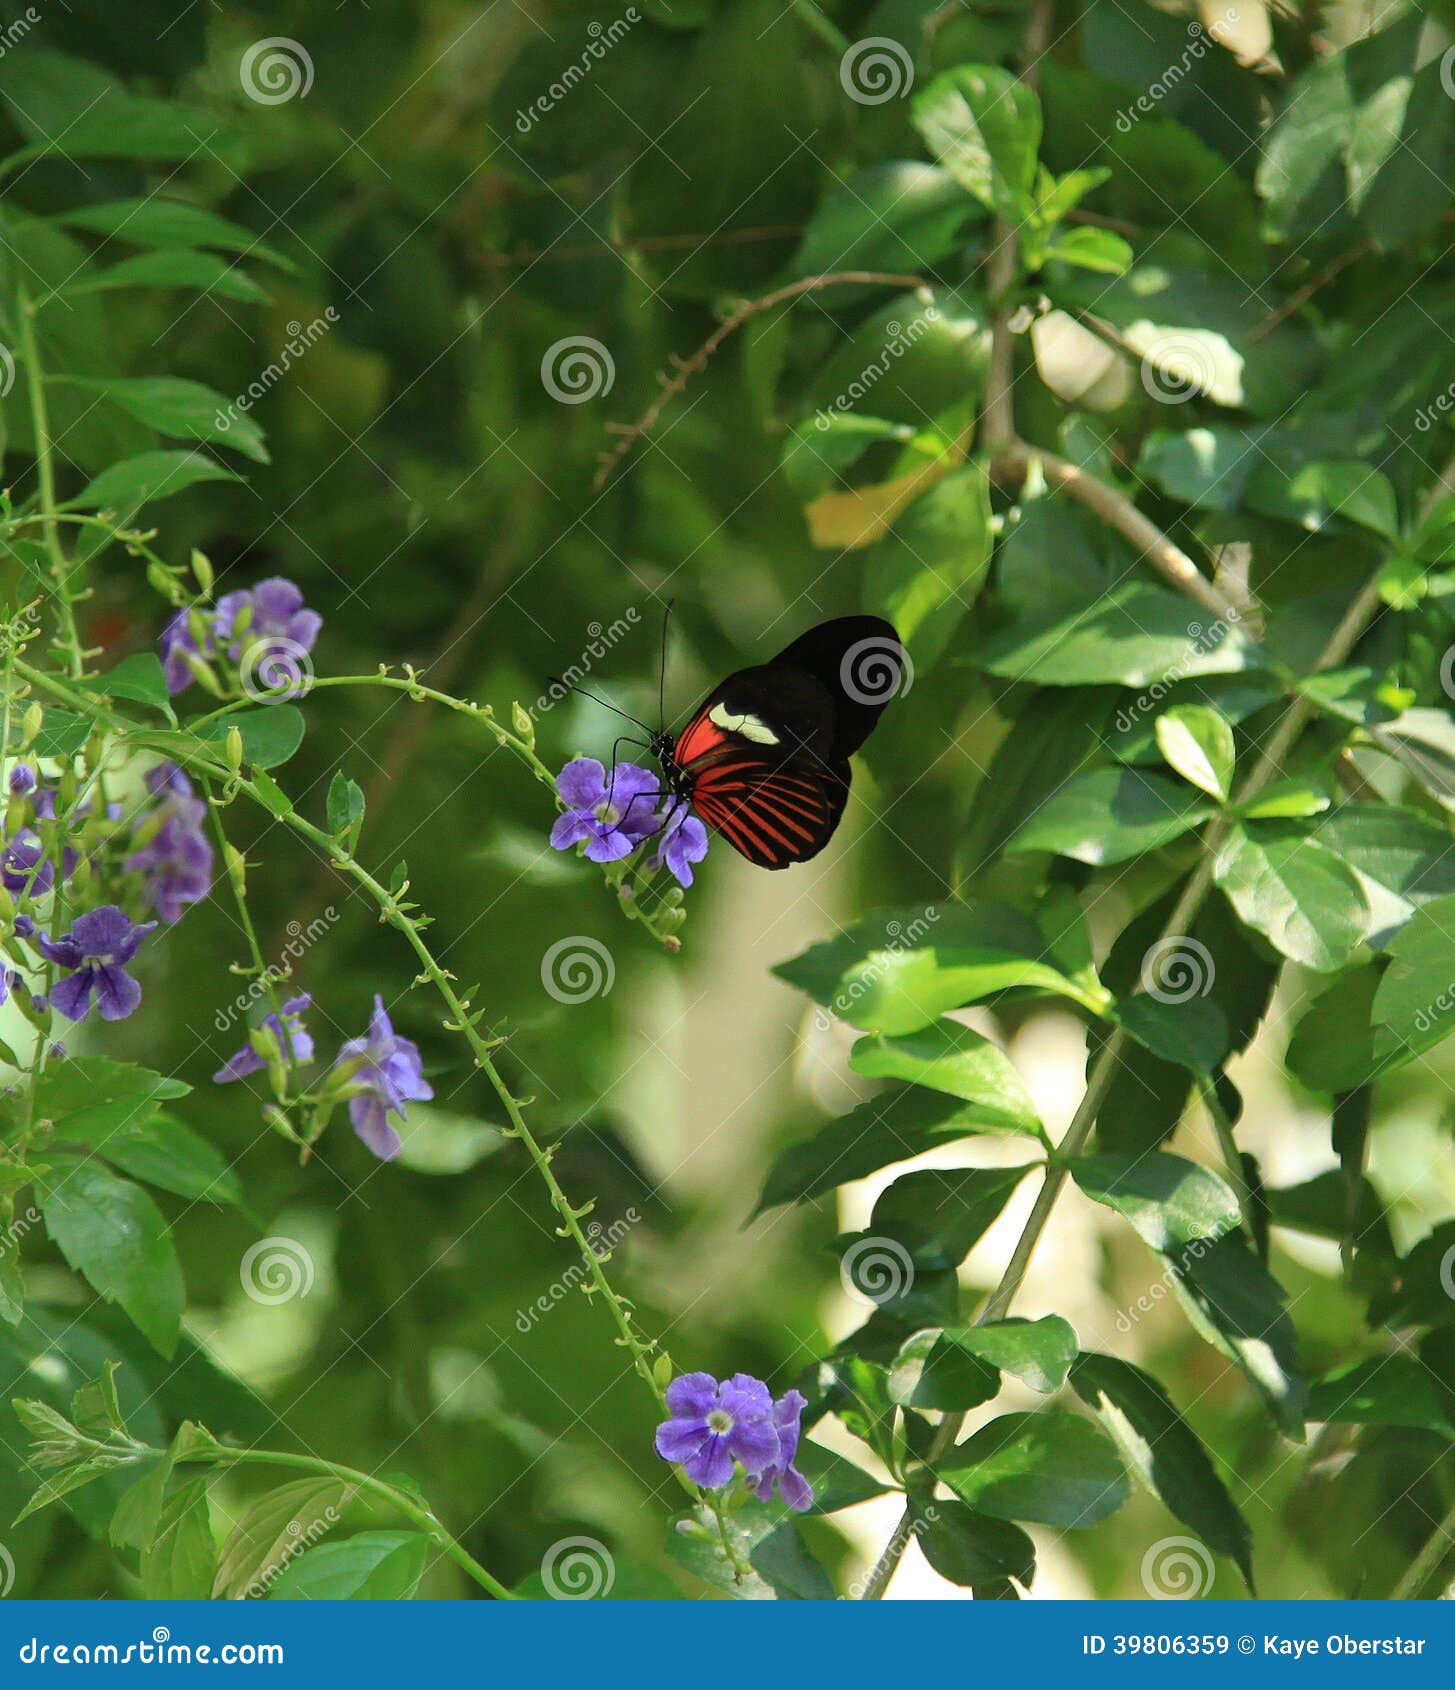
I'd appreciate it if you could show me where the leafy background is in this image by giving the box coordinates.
[4,0,1455,1601]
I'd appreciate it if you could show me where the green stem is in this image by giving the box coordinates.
[1391,1491,1455,1599]
[16,288,84,679]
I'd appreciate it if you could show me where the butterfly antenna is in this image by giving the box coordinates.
[546,676,652,734]
[657,598,674,732]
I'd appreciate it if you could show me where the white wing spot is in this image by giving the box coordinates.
[708,702,780,744]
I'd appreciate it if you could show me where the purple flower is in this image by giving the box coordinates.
[1,828,52,897]
[648,803,709,889]
[125,764,213,923]
[8,764,36,796]
[159,608,205,696]
[654,1372,782,1490]
[37,906,156,1022]
[213,994,314,1084]
[751,1389,813,1512]
[215,576,322,662]
[549,759,662,865]
[334,994,433,1161]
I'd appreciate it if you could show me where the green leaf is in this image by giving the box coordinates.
[773,903,1108,1036]
[910,1499,1036,1588]
[326,771,366,846]
[1214,822,1372,972]
[31,1058,190,1141]
[1070,1354,1253,1591]
[141,1478,216,1599]
[977,581,1257,686]
[1311,805,1455,950]
[69,450,240,515]
[212,1478,351,1600]
[912,65,1041,221]
[897,1317,1077,1408]
[1008,766,1214,865]
[58,376,269,464]
[1378,710,1455,811]
[889,1328,1001,1412]
[791,162,978,284]
[109,1455,174,1555]
[269,1530,429,1600]
[756,1087,1041,1212]
[867,1164,1035,1269]
[1372,893,1455,1064]
[668,1502,832,1600]
[37,1165,184,1356]
[849,1024,1042,1134]
[1043,225,1133,273]
[1156,705,1235,801]
[56,197,291,268]
[72,1112,243,1208]
[1068,1153,1242,1253]
[76,653,171,714]
[187,706,306,770]
[1307,1357,1455,1439]
[1114,994,1230,1076]
[394,1106,504,1176]
[63,248,269,304]
[938,1411,1129,1527]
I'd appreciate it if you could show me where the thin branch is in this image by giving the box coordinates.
[1251,243,1370,342]
[591,271,926,491]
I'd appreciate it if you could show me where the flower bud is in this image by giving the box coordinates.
[225,727,244,772]
[18,703,42,751]
[511,701,535,747]
[190,548,214,592]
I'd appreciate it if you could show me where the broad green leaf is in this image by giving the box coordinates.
[56,197,291,268]
[911,1499,1035,1588]
[938,1411,1129,1527]
[794,1446,891,1515]
[1071,1354,1253,1591]
[1214,822,1371,972]
[69,450,240,515]
[141,1478,215,1599]
[32,1058,190,1141]
[394,1106,504,1176]
[668,1501,832,1600]
[1068,1153,1242,1252]
[1306,1357,1455,1439]
[1113,994,1230,1075]
[109,1455,174,1555]
[977,581,1257,686]
[57,377,269,465]
[1371,893,1455,1065]
[773,902,1107,1036]
[756,1087,1041,1213]
[912,65,1041,220]
[73,1112,243,1208]
[63,248,268,304]
[1285,966,1386,1094]
[1043,225,1133,273]
[899,1317,1077,1406]
[1311,806,1455,950]
[186,706,306,770]
[326,771,366,845]
[269,1530,429,1600]
[889,1328,1001,1412]
[849,1024,1041,1134]
[791,162,978,284]
[1156,705,1234,801]
[37,1165,184,1356]
[867,1164,1035,1269]
[1378,710,1455,811]
[212,1478,351,1600]
[1008,767,1214,865]
[76,653,170,714]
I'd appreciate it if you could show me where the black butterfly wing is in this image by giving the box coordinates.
[669,616,902,868]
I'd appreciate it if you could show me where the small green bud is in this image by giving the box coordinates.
[19,703,42,751]
[190,548,214,592]
[511,701,535,746]
[225,727,244,771]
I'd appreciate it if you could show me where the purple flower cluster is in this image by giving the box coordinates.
[550,758,708,889]
[160,576,321,696]
[125,764,213,924]
[214,992,432,1162]
[655,1373,812,1511]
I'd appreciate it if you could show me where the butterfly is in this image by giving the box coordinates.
[562,615,906,870]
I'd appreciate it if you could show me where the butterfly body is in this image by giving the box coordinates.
[653,615,904,869]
